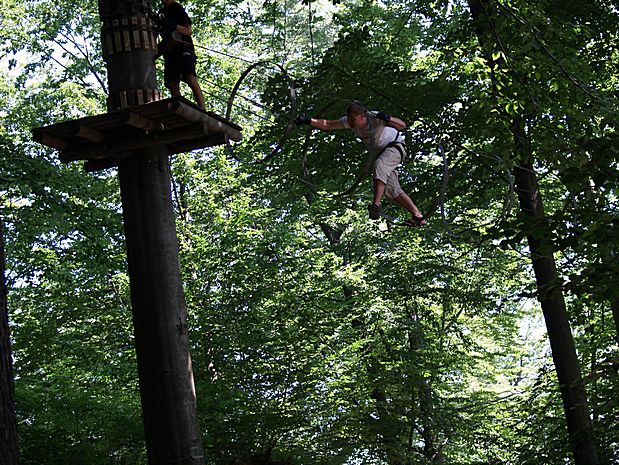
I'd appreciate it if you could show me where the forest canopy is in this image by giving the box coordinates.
[0,0,617,464]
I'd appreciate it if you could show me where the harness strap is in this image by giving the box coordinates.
[377,141,406,161]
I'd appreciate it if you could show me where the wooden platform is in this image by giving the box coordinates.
[31,97,243,171]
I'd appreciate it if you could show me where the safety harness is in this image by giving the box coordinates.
[380,139,406,160]
[366,112,406,161]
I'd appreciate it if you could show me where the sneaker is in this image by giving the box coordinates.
[367,203,381,220]
[402,215,426,227]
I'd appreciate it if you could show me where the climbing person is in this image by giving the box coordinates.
[295,101,426,227]
[155,0,205,110]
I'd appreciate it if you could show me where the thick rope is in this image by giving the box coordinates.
[224,61,297,164]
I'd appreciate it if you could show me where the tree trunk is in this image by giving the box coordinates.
[118,151,204,465]
[99,1,204,463]
[513,153,600,465]
[466,1,601,463]
[0,223,19,465]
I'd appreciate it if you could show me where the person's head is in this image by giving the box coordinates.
[162,0,176,6]
[346,100,368,128]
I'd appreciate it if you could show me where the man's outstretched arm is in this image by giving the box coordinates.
[295,116,347,131]
[375,111,407,131]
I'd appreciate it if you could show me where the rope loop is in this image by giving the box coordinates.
[224,61,297,164]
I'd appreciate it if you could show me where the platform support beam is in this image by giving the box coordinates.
[99,1,205,464]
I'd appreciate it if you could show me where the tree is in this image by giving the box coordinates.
[464,0,612,462]
[2,0,617,463]
[95,1,206,463]
[0,211,19,465]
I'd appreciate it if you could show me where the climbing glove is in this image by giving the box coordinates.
[375,111,391,122]
[294,116,312,125]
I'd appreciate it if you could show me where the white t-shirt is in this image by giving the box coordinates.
[340,111,404,154]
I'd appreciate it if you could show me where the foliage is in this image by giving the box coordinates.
[0,0,617,464]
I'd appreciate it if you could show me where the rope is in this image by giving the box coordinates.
[193,44,300,147]
[189,42,299,164]
[224,61,297,164]
[193,41,256,64]
[199,76,276,124]
[308,2,316,69]
[296,59,521,235]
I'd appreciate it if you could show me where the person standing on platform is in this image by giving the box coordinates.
[156,0,206,110]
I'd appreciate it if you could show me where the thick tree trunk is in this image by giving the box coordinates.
[0,223,19,465]
[100,1,204,464]
[513,154,600,465]
[466,1,601,463]
[118,151,204,465]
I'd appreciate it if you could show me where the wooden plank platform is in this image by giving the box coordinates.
[31,96,242,171]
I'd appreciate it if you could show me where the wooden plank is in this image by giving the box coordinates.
[123,112,165,132]
[206,111,242,131]
[83,135,228,171]
[167,100,243,142]
[71,123,105,143]
[59,122,210,163]
[84,134,227,171]
[167,133,226,155]
[31,128,68,150]
[32,97,242,157]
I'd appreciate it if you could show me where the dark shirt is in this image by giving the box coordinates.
[161,2,194,55]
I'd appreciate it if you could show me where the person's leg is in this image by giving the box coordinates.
[167,81,181,97]
[164,55,182,98]
[394,192,426,224]
[380,145,426,226]
[178,51,205,110]
[185,74,205,110]
[372,179,386,206]
[369,147,400,220]
[372,147,400,206]
[367,179,386,220]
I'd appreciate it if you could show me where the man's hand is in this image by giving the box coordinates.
[375,111,391,122]
[294,116,312,125]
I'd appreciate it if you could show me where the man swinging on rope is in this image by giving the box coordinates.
[156,0,205,110]
[296,101,426,227]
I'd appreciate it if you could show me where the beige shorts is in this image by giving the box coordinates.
[373,145,404,200]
